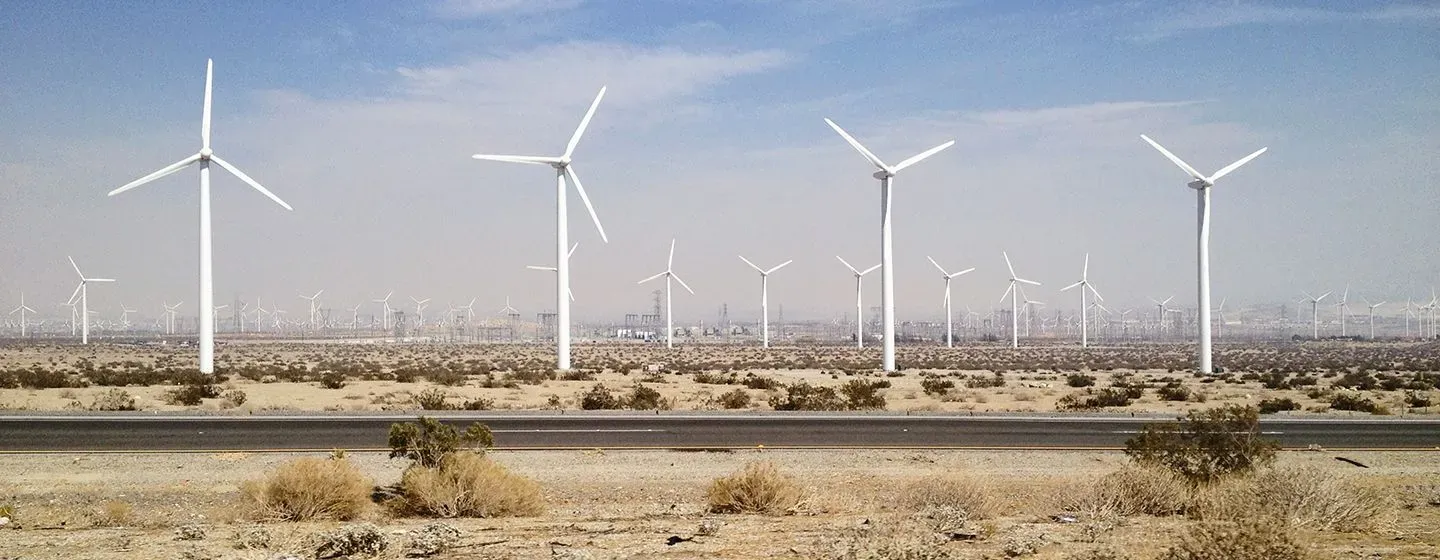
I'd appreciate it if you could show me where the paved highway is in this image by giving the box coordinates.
[1,414,1437,452]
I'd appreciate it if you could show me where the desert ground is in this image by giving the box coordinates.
[0,340,1435,415]
[0,448,1437,559]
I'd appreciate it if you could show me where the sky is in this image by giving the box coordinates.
[1,0,1438,325]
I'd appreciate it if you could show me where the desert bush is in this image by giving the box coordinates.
[716,388,751,409]
[165,383,221,406]
[221,389,247,408]
[898,474,995,521]
[1157,382,1192,402]
[1257,398,1300,414]
[91,500,132,527]
[244,457,372,521]
[623,383,667,410]
[1161,517,1306,560]
[580,383,621,410]
[1070,467,1188,517]
[314,523,387,558]
[742,374,781,390]
[90,388,137,411]
[1124,405,1277,484]
[319,371,346,389]
[1405,391,1433,408]
[414,388,451,410]
[964,372,1006,389]
[1195,467,1391,532]
[1327,393,1389,415]
[397,451,544,517]
[768,382,846,411]
[406,522,462,556]
[706,461,802,515]
[840,379,888,409]
[388,416,494,468]
[1057,388,1134,410]
[921,377,955,396]
[230,525,271,550]
[427,369,467,386]
[560,369,596,381]
[461,397,494,411]
[1067,374,1096,388]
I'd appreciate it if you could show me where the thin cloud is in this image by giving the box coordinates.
[1138,2,1440,40]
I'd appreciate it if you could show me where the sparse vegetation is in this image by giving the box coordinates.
[387,416,494,468]
[1161,518,1306,560]
[706,461,802,515]
[243,456,372,521]
[1124,405,1278,483]
[396,451,544,518]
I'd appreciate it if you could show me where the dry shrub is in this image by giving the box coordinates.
[899,474,995,521]
[244,456,372,521]
[706,461,803,515]
[398,451,543,518]
[91,500,132,527]
[1194,467,1391,532]
[1161,517,1307,560]
[1067,467,1188,518]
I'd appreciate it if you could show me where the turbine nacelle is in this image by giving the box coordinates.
[199,147,213,160]
[1187,179,1208,190]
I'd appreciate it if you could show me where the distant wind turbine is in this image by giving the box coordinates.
[1335,285,1351,337]
[9,294,37,337]
[372,291,394,331]
[836,256,880,349]
[999,252,1040,349]
[1140,134,1267,373]
[411,297,431,327]
[825,118,954,371]
[1363,298,1386,340]
[638,239,695,349]
[472,87,610,370]
[1301,291,1331,340]
[927,256,974,348]
[740,256,792,349]
[66,257,114,344]
[108,59,292,374]
[300,290,323,330]
[1059,253,1104,348]
[1150,296,1175,335]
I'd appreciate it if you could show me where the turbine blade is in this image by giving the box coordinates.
[739,255,762,272]
[860,264,881,275]
[202,59,213,150]
[1018,278,1041,287]
[999,282,1014,303]
[1061,281,1082,292]
[564,86,606,160]
[1301,291,1314,301]
[526,265,556,271]
[667,238,675,270]
[470,154,559,165]
[568,288,575,302]
[891,140,955,172]
[1082,253,1089,279]
[927,256,947,276]
[1163,296,1174,305]
[835,255,859,275]
[87,278,116,282]
[766,260,794,274]
[672,273,695,295]
[1003,251,1017,278]
[1208,147,1268,182]
[68,256,83,278]
[564,166,608,243]
[1317,292,1331,302]
[568,243,579,258]
[637,271,666,284]
[68,283,83,305]
[1088,284,1105,302]
[951,267,975,278]
[1140,134,1205,181]
[109,153,202,196]
[823,118,889,171]
[211,156,293,210]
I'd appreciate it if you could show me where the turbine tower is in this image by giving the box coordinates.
[739,256,792,349]
[300,290,323,330]
[836,256,880,349]
[1363,298,1385,340]
[1150,296,1175,336]
[526,244,578,302]
[108,59,292,374]
[1335,285,1351,337]
[1301,291,1331,340]
[1139,134,1267,373]
[1060,253,1105,348]
[824,118,954,371]
[9,294,37,337]
[999,252,1040,349]
[372,291,394,331]
[163,301,183,335]
[638,239,695,349]
[410,297,431,327]
[926,256,974,348]
[66,257,115,344]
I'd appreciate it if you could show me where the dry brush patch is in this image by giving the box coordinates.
[241,456,373,521]
[395,451,544,518]
[706,461,804,515]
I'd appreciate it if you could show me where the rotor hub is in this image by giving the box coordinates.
[1187,179,1209,190]
[200,148,214,160]
[872,170,893,180]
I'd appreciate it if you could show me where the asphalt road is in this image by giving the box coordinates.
[2,414,1437,452]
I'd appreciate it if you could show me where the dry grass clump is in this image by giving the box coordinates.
[90,500,132,527]
[243,456,372,521]
[1161,517,1308,560]
[397,451,544,518]
[1194,466,1392,532]
[1067,467,1189,518]
[706,461,803,515]
[898,474,996,520]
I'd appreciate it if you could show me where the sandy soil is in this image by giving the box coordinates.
[1,449,1437,559]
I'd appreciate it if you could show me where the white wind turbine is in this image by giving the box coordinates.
[237,302,249,332]
[739,256,793,349]
[1335,285,1351,337]
[1363,297,1386,340]
[1059,253,1104,348]
[348,303,362,330]
[825,118,955,371]
[527,243,578,302]
[1212,297,1228,339]
[471,87,610,370]
[638,239,695,349]
[411,297,431,327]
[119,302,138,329]
[1301,291,1331,340]
[1150,296,1174,336]
[300,290,323,330]
[9,294,37,337]
[66,257,115,344]
[163,301,183,335]
[373,291,394,331]
[212,304,228,332]
[836,256,881,349]
[108,59,292,374]
[458,298,477,326]
[999,252,1041,349]
[1139,134,1267,373]
[927,256,974,348]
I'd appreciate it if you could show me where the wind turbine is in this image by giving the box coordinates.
[1213,297,1228,339]
[108,59,292,374]
[926,256,974,348]
[824,118,954,371]
[411,297,431,327]
[527,243,578,302]
[9,294,37,337]
[348,303,362,330]
[999,252,1041,349]
[163,301,183,335]
[472,87,610,370]
[1301,291,1331,340]
[458,299,477,326]
[1150,296,1175,336]
[739,256,792,349]
[372,291,394,331]
[212,304,228,332]
[1059,253,1104,348]
[637,239,695,349]
[1363,298,1386,340]
[836,256,880,349]
[237,302,249,332]
[119,302,138,329]
[1335,285,1351,337]
[300,290,323,330]
[66,257,114,344]
[1139,134,1267,373]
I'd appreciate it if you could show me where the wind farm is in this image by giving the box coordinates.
[3,5,1439,559]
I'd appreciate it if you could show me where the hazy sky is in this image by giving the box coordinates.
[2,0,1437,325]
